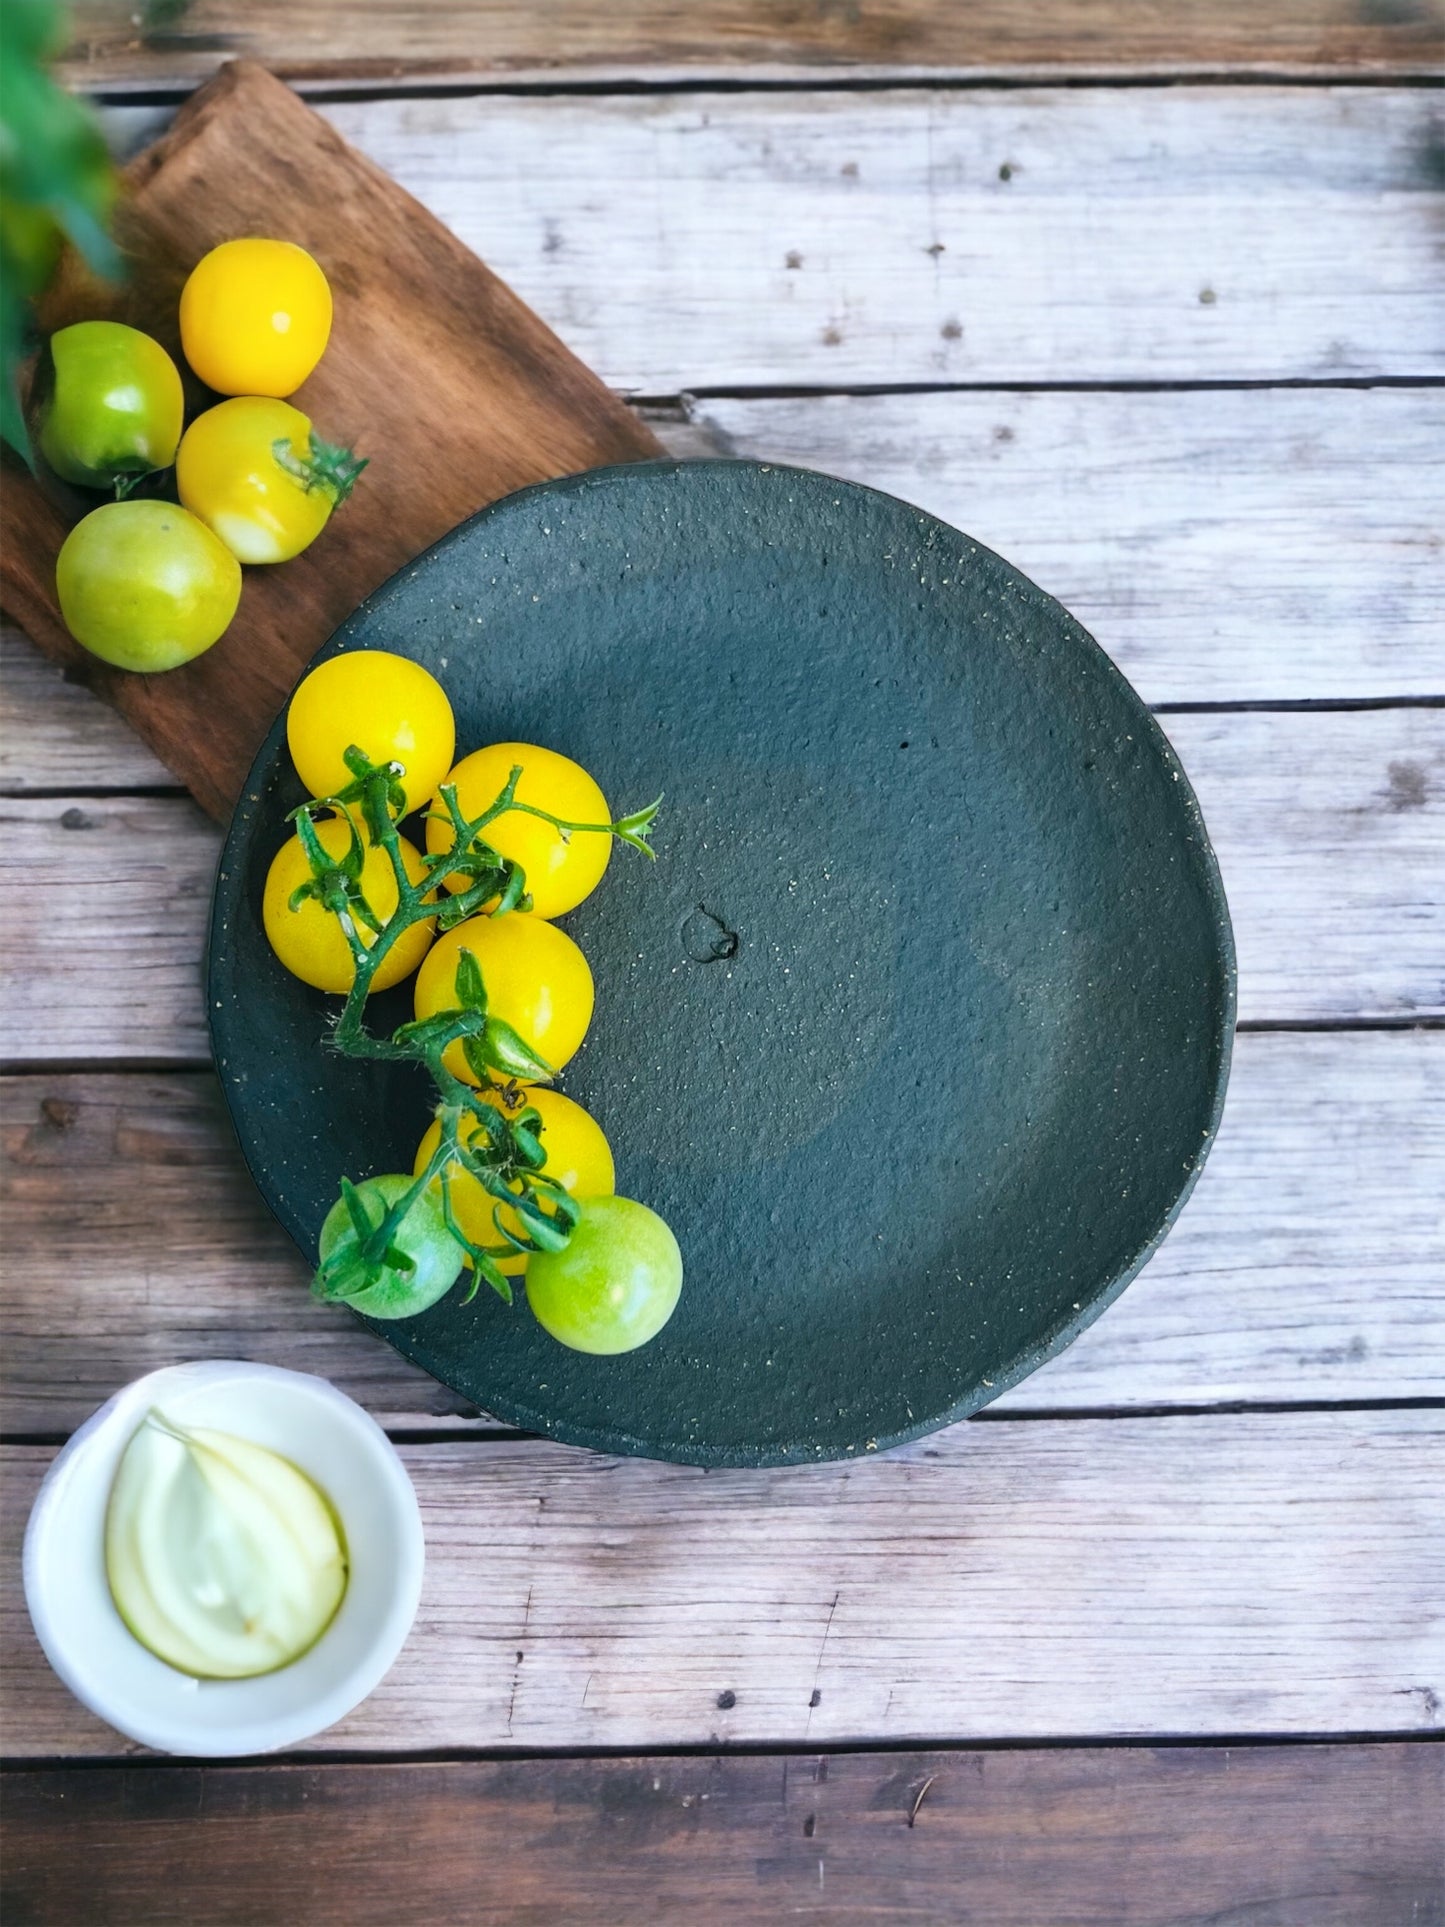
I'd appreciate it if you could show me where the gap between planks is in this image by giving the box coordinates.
[5,388,1440,741]
[1,709,1439,1067]
[4,1746,1441,1926]
[83,72,1445,102]
[4,1410,1441,1755]
[55,0,1445,92]
[95,86,1445,389]
[1,1031,1440,1431]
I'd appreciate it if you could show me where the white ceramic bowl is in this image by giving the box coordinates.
[23,1361,424,1756]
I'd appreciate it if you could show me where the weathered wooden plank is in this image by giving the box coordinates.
[0,625,174,794]
[2,1033,1439,1433]
[96,86,1445,385]
[690,388,1445,704]
[0,793,217,1065]
[4,1411,1441,1753]
[1170,708,1443,1021]
[1,712,1438,1064]
[57,0,1445,91]
[6,389,1440,761]
[6,1746,1441,1927]
[286,89,1441,388]
[0,1072,496,1432]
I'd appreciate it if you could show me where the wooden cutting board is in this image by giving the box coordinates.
[0,61,662,819]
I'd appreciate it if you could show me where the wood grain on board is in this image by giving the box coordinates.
[2,1033,1440,1432]
[0,62,661,820]
[5,1411,1442,1753]
[2,710,1438,1068]
[57,0,1445,90]
[6,1746,1441,1927]
[283,87,1441,390]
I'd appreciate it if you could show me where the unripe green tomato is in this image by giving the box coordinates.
[318,1174,464,1319]
[55,500,241,672]
[525,1195,683,1355]
[37,321,184,488]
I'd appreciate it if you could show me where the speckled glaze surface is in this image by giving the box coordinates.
[209,461,1235,1466]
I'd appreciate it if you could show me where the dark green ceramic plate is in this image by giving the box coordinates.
[209,460,1235,1466]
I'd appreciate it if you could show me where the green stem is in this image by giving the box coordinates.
[288,752,659,1304]
[359,1138,451,1267]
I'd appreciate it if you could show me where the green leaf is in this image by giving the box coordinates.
[1,0,121,462]
[490,1202,531,1253]
[511,1194,571,1253]
[528,1178,581,1237]
[461,1033,492,1085]
[335,813,366,880]
[291,806,332,877]
[452,946,487,1014]
[358,773,396,847]
[312,1248,371,1303]
[340,1176,376,1243]
[272,430,369,508]
[480,1016,553,1083]
[613,796,663,858]
[467,1254,514,1307]
[494,861,529,915]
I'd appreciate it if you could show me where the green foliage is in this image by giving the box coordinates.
[0,0,120,462]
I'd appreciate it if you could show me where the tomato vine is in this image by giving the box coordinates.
[286,747,660,1310]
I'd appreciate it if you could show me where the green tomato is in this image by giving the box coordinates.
[525,1195,682,1355]
[55,499,241,672]
[317,1174,464,1320]
[38,321,184,488]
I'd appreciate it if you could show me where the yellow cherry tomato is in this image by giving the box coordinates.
[414,1086,615,1275]
[177,397,364,564]
[428,743,612,919]
[180,238,332,397]
[287,651,455,810]
[263,814,434,994]
[413,914,593,1085]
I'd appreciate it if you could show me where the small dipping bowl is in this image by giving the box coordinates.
[23,1360,424,1756]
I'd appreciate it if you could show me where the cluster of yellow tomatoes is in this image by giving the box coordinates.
[265,649,623,1290]
[44,237,359,674]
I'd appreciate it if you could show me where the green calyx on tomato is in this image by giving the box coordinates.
[271,429,368,509]
[275,730,675,1342]
[316,1173,463,1319]
[176,398,365,565]
[35,320,184,490]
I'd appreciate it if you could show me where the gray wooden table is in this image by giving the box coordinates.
[1,7,1442,1921]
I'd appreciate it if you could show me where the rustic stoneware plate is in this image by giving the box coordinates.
[209,460,1235,1466]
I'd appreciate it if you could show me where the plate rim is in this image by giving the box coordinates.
[208,457,1238,1466]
